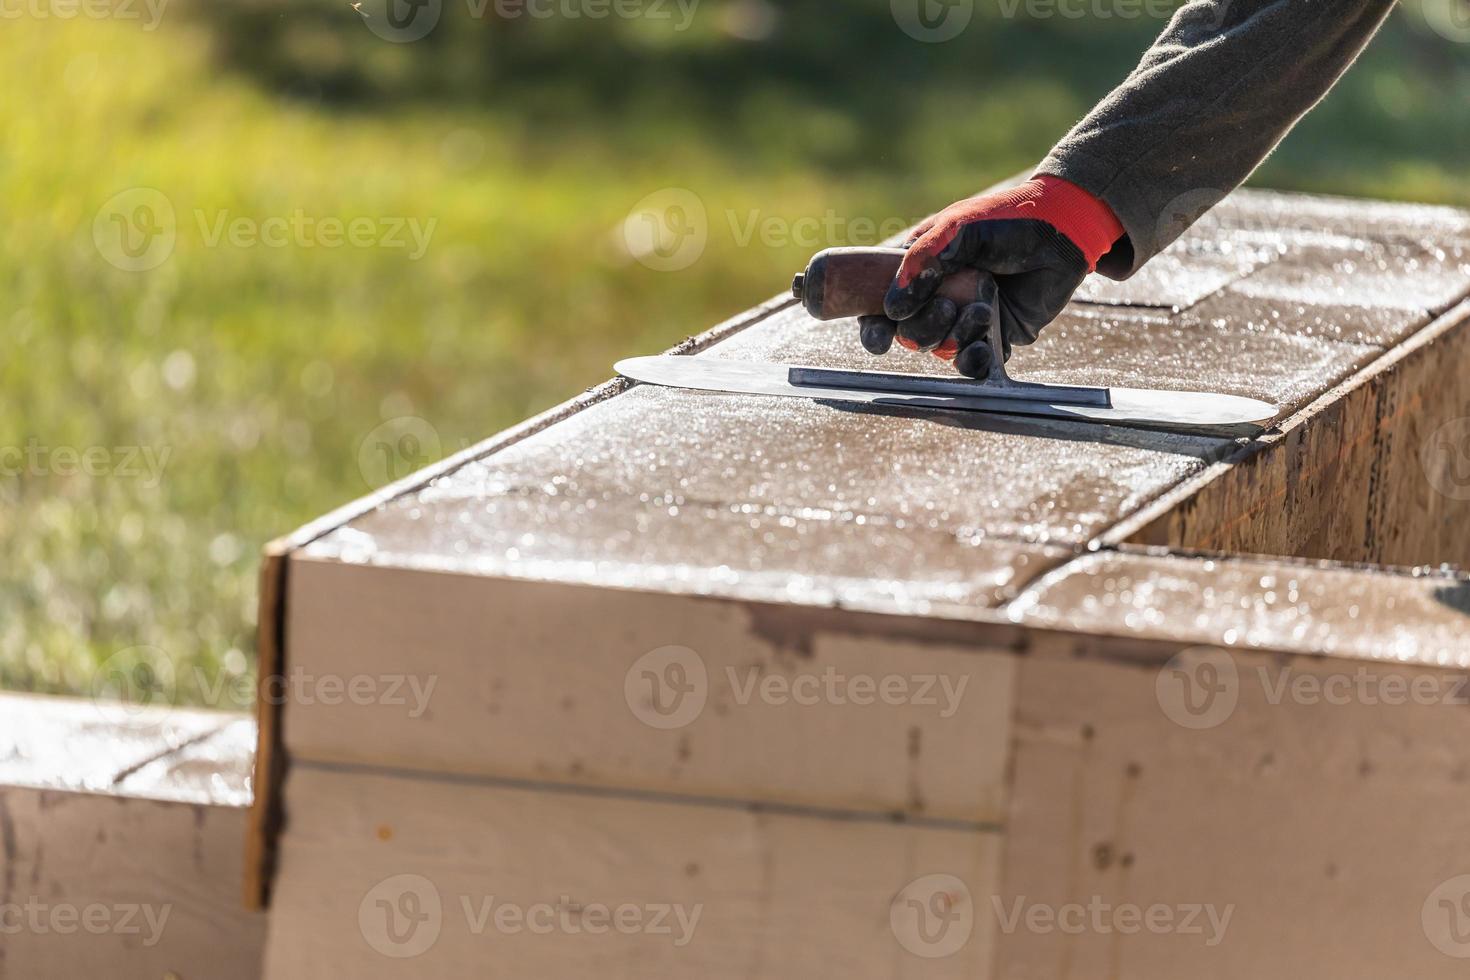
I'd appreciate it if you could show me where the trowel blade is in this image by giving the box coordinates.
[615,355,1278,435]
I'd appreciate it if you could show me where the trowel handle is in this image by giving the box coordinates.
[791,246,986,321]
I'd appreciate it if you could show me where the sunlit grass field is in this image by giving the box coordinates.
[2,5,1466,707]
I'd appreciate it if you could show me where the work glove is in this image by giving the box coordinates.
[858,175,1124,378]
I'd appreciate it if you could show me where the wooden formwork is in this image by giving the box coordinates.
[246,187,1470,980]
[0,695,264,979]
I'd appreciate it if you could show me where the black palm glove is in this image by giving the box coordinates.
[858,176,1124,378]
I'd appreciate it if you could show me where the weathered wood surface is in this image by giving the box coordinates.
[263,764,1000,980]
[0,694,264,980]
[998,631,1470,979]
[285,556,1020,823]
[1118,299,1470,566]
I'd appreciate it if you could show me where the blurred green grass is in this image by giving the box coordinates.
[2,2,1467,708]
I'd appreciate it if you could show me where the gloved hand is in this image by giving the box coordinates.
[858,175,1124,378]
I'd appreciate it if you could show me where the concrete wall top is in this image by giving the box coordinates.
[300,188,1470,617]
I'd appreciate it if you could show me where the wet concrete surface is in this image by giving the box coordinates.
[1229,240,1470,317]
[1178,287,1434,349]
[1010,550,1470,664]
[1206,190,1470,247]
[1014,306,1377,408]
[0,692,236,795]
[707,296,1376,415]
[114,715,256,806]
[313,384,1228,608]
[1072,235,1270,310]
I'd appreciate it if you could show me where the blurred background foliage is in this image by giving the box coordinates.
[2,0,1467,706]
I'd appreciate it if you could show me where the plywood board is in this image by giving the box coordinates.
[996,641,1470,979]
[1119,300,1470,566]
[263,764,1001,980]
[283,558,1019,824]
[0,785,264,980]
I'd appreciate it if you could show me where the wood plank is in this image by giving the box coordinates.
[1009,549,1470,663]
[0,786,265,980]
[1116,300,1470,565]
[283,558,1020,824]
[996,638,1470,979]
[263,764,1000,980]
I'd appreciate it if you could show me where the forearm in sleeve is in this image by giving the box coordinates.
[1036,0,1397,278]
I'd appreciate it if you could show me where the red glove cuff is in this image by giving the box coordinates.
[974,175,1124,270]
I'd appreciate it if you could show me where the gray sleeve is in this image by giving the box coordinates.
[1035,0,1396,279]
